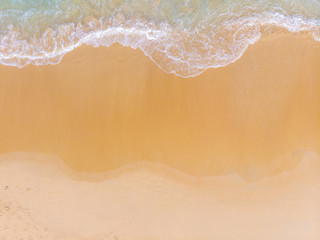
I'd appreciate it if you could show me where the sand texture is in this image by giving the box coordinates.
[0,32,319,239]
[0,151,319,240]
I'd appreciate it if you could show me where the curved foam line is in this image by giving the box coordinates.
[0,11,319,77]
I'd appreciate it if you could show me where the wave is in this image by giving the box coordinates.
[0,0,319,77]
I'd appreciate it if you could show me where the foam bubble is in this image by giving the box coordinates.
[0,0,319,77]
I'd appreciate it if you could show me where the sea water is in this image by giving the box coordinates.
[0,0,319,77]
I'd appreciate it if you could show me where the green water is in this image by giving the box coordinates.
[0,0,319,76]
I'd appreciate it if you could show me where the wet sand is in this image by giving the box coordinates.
[0,32,319,238]
[0,32,319,180]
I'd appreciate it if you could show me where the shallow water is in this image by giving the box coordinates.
[0,0,320,76]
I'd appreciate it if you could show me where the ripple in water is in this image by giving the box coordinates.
[0,0,319,77]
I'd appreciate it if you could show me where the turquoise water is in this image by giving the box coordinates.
[0,0,319,76]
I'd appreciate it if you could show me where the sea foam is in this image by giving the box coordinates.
[0,0,319,77]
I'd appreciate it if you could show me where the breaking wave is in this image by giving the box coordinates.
[0,0,319,77]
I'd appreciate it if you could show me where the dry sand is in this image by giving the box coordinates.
[0,32,319,239]
[0,151,319,240]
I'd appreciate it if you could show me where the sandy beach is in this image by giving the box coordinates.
[0,150,319,240]
[0,33,319,179]
[0,32,319,239]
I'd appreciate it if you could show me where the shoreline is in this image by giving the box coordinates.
[0,31,319,239]
[1,12,320,78]
[0,32,319,181]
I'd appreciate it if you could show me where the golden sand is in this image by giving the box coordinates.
[0,32,319,239]
[0,33,319,180]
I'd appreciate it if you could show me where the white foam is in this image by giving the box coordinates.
[0,8,319,77]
